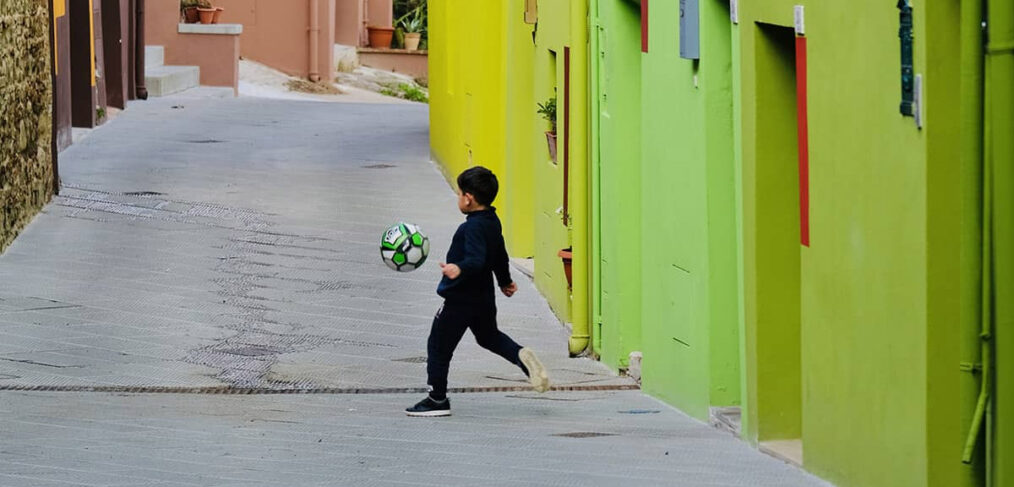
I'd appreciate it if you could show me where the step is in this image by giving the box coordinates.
[145,46,164,68]
[145,65,200,97]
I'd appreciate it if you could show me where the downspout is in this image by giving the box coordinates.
[309,0,321,82]
[984,0,1013,483]
[961,0,990,467]
[589,0,602,354]
[48,0,60,194]
[568,0,590,356]
[134,0,146,99]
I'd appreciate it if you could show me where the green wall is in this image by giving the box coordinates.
[599,0,740,419]
[737,2,983,486]
[595,0,642,371]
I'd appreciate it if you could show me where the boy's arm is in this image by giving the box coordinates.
[493,234,513,288]
[452,224,487,278]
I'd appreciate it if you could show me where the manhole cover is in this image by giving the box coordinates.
[221,346,282,357]
[362,163,397,169]
[552,432,617,439]
[392,356,427,363]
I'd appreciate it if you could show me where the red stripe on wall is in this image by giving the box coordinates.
[641,0,648,52]
[795,36,810,247]
[563,46,571,226]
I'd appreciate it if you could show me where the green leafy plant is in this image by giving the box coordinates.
[180,0,211,12]
[380,83,429,104]
[399,7,426,34]
[537,95,557,133]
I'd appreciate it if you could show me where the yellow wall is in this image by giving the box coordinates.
[430,0,589,339]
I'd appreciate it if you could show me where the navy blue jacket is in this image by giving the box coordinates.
[437,208,513,305]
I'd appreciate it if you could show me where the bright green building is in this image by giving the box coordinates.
[433,0,1012,486]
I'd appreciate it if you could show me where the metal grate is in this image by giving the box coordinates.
[551,432,618,439]
[0,384,640,395]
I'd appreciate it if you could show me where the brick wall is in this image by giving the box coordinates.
[0,0,54,252]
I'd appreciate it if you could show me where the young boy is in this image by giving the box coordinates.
[406,166,550,417]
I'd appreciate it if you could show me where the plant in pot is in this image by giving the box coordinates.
[212,6,225,24]
[367,25,396,49]
[537,94,558,162]
[197,2,217,24]
[398,5,426,51]
[558,247,573,290]
[179,0,209,23]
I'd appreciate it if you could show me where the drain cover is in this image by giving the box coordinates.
[362,163,397,169]
[123,191,165,197]
[221,346,282,357]
[552,432,618,439]
[392,356,427,363]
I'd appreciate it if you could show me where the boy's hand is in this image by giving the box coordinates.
[500,282,518,297]
[439,262,461,280]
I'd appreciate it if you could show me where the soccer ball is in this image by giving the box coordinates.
[380,222,430,272]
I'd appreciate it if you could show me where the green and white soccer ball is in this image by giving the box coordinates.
[380,222,430,272]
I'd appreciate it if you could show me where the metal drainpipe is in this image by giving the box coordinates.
[567,0,590,357]
[309,0,321,82]
[589,0,602,355]
[48,0,60,194]
[134,0,146,99]
[984,0,1013,482]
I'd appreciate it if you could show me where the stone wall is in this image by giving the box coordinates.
[0,0,54,252]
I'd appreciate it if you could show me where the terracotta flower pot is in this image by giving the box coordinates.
[182,7,199,23]
[367,26,395,49]
[404,32,422,51]
[546,131,558,162]
[558,248,573,290]
[212,7,224,24]
[197,7,216,24]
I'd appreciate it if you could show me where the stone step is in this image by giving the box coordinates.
[145,65,200,97]
[145,46,164,68]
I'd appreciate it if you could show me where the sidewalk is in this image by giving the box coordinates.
[0,91,829,486]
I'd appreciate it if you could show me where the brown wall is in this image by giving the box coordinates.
[146,0,241,93]
[358,49,428,80]
[335,0,364,46]
[166,32,240,91]
[216,0,336,80]
[53,0,72,150]
[101,0,130,109]
[366,0,391,28]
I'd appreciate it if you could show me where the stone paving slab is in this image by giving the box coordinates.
[0,93,830,486]
[0,391,829,487]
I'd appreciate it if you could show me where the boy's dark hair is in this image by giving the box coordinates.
[457,166,499,206]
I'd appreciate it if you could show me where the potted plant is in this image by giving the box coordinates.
[367,25,396,49]
[179,0,209,23]
[537,94,558,162]
[213,6,225,24]
[558,248,573,290]
[197,3,216,24]
[398,6,426,51]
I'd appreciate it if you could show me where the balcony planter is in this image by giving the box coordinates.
[404,32,422,51]
[182,7,199,23]
[545,131,558,162]
[558,248,573,290]
[367,26,395,49]
[197,7,216,24]
[212,7,224,24]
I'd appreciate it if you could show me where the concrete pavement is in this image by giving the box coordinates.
[0,92,830,486]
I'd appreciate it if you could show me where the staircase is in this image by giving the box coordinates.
[144,46,200,97]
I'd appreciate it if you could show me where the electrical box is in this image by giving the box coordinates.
[679,0,699,60]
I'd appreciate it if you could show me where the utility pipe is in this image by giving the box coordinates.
[309,0,320,82]
[588,0,602,355]
[958,0,985,466]
[134,0,146,99]
[568,0,591,356]
[984,0,1013,482]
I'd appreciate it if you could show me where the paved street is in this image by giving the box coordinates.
[0,93,828,486]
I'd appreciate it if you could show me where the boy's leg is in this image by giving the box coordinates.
[426,303,470,400]
[469,306,528,375]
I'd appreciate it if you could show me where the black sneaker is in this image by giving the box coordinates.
[405,396,451,417]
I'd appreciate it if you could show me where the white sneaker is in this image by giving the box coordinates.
[519,348,550,393]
